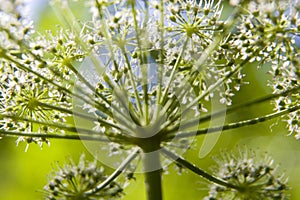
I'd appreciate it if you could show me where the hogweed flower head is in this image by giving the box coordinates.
[206,148,288,200]
[44,154,124,200]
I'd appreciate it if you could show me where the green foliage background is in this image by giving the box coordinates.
[0,2,300,199]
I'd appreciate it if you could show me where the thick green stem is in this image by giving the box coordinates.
[143,150,163,200]
[139,139,163,200]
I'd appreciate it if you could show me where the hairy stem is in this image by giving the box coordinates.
[195,85,300,124]
[0,129,109,141]
[0,113,103,135]
[122,49,144,117]
[85,148,140,195]
[161,38,189,104]
[169,104,300,139]
[36,102,122,130]
[161,148,240,190]
[130,1,150,124]
[168,85,300,134]
[143,149,163,200]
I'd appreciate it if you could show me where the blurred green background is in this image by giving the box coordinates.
[0,1,300,199]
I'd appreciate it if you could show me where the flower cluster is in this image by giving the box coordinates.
[44,155,123,200]
[206,148,288,200]
[223,0,300,138]
[0,0,33,43]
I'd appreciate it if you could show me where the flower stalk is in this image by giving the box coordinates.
[161,147,241,190]
[85,148,140,195]
[141,142,163,200]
